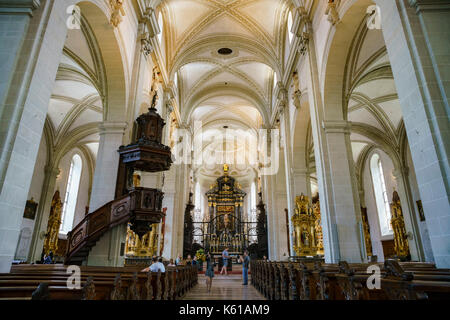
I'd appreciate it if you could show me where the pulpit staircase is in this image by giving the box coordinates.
[65,188,164,265]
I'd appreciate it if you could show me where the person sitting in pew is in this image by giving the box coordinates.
[168,258,176,267]
[43,251,53,264]
[141,257,166,273]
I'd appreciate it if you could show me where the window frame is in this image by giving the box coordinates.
[370,153,393,237]
[60,154,83,235]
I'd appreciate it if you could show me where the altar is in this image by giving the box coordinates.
[203,165,251,256]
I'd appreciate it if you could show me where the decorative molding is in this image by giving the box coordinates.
[298,31,310,56]
[0,0,40,15]
[110,0,125,28]
[98,122,128,135]
[140,32,153,57]
[409,0,450,13]
[143,7,160,38]
[325,0,341,26]
[322,120,352,134]
[393,167,410,179]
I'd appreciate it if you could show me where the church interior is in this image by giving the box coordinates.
[0,0,449,302]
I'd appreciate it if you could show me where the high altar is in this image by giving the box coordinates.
[203,165,248,255]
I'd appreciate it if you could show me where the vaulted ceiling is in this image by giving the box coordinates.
[45,25,102,168]
[160,0,291,124]
[159,0,292,183]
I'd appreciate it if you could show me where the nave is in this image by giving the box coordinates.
[183,267,265,301]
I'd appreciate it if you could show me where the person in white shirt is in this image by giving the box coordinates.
[142,257,165,273]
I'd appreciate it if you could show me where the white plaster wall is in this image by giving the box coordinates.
[406,146,435,262]
[14,135,47,260]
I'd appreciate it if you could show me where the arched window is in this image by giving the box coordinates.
[157,12,163,45]
[173,71,178,88]
[370,153,392,236]
[60,154,82,235]
[194,181,202,220]
[250,181,257,222]
[288,11,294,43]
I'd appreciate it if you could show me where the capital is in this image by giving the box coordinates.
[322,120,352,134]
[409,0,450,13]
[98,121,128,135]
[44,165,60,178]
[0,0,40,15]
[393,166,409,179]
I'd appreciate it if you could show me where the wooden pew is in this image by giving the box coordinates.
[251,259,450,301]
[0,263,197,300]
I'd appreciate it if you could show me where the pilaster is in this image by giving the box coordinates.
[375,0,450,267]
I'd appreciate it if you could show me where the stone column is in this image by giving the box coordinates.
[280,106,296,257]
[0,1,68,272]
[262,173,278,260]
[28,165,59,263]
[86,122,127,266]
[88,122,127,211]
[392,167,424,261]
[305,26,363,262]
[375,0,450,267]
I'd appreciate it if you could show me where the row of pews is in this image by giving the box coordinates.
[0,264,198,300]
[250,259,450,300]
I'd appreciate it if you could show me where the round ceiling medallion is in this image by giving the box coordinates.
[218,48,233,55]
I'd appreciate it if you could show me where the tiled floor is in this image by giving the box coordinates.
[183,267,266,300]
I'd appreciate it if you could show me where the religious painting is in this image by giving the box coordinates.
[416,200,425,221]
[23,198,38,220]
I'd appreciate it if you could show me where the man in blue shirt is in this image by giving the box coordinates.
[240,250,250,285]
[220,248,230,275]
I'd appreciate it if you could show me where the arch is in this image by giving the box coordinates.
[75,1,128,121]
[321,0,375,120]
[184,84,269,126]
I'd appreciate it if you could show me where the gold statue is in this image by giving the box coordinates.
[43,191,63,256]
[361,207,373,257]
[223,164,229,175]
[313,200,324,255]
[292,194,317,256]
[390,191,410,259]
[125,222,160,257]
[133,172,141,188]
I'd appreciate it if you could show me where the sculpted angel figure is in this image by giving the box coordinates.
[110,0,125,27]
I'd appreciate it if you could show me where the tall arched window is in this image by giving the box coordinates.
[173,71,178,88]
[157,12,163,45]
[60,154,82,235]
[370,153,392,236]
[288,11,294,43]
[194,181,202,221]
[250,181,257,222]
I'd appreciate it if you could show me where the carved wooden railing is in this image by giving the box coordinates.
[65,187,164,265]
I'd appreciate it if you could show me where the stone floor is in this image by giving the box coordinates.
[183,266,266,300]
